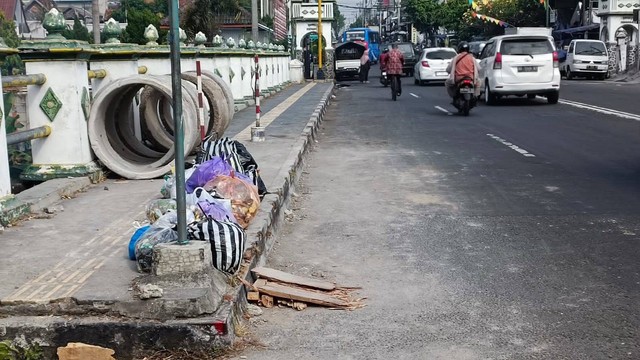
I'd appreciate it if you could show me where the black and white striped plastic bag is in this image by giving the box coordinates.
[198,137,267,196]
[187,218,245,274]
[199,137,242,173]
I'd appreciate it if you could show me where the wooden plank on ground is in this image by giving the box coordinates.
[253,279,268,288]
[254,281,348,307]
[252,267,336,291]
[247,291,260,301]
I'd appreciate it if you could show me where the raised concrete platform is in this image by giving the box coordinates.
[0,81,334,358]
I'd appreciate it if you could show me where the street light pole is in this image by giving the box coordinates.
[317,0,325,79]
[252,0,259,42]
[168,0,187,243]
[545,0,549,28]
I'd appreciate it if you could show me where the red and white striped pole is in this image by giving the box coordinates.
[196,60,205,141]
[255,54,260,128]
[251,53,265,141]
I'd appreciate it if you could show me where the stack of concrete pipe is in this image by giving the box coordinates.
[88,73,234,180]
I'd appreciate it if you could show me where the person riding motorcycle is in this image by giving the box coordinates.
[385,44,405,97]
[380,47,390,72]
[445,42,480,100]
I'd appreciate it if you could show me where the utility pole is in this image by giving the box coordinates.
[317,0,325,79]
[252,0,259,41]
[92,0,100,44]
[545,0,549,28]
[397,0,401,41]
[168,0,187,244]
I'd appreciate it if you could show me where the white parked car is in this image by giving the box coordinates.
[478,34,561,104]
[413,47,457,85]
[561,39,609,80]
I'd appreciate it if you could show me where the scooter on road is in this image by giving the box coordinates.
[380,69,389,87]
[452,77,476,116]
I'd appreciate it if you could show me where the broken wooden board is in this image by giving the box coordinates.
[247,291,260,301]
[278,299,308,311]
[260,294,274,308]
[252,267,336,291]
[254,281,348,307]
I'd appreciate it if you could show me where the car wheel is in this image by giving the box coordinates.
[414,78,419,85]
[547,91,559,104]
[527,94,536,99]
[566,67,573,80]
[598,74,606,80]
[484,82,496,105]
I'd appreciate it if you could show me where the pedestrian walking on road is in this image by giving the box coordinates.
[359,42,371,83]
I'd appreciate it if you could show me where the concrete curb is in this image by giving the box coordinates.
[0,178,92,226]
[220,82,336,342]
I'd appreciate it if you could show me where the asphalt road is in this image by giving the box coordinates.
[234,69,640,360]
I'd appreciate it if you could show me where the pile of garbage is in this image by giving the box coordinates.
[127,137,267,275]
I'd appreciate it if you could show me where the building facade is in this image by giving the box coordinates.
[597,0,639,72]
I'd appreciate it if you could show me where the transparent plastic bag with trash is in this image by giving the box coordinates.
[203,174,260,228]
[135,210,195,272]
[187,187,237,223]
[160,167,197,199]
[145,199,177,223]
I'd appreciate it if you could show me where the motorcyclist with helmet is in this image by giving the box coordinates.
[445,42,480,101]
[379,47,390,86]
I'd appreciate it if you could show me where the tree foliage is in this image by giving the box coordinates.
[109,0,167,44]
[333,3,346,33]
[404,0,546,41]
[350,16,364,29]
[182,0,250,41]
[0,12,23,75]
[62,17,92,42]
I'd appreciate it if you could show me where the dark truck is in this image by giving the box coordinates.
[395,42,417,77]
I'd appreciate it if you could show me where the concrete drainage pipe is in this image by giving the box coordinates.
[139,72,232,148]
[182,71,231,138]
[200,70,235,123]
[139,79,203,150]
[88,75,199,179]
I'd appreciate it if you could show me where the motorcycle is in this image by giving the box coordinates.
[380,70,389,87]
[453,77,476,116]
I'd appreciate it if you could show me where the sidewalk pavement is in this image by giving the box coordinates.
[0,81,334,358]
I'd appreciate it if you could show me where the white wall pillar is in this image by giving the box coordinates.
[137,56,172,75]
[90,59,139,93]
[23,59,95,179]
[284,56,291,83]
[276,56,282,86]
[265,55,273,90]
[227,54,243,102]
[0,68,10,198]
[215,56,230,90]
[240,55,254,101]
[181,55,197,73]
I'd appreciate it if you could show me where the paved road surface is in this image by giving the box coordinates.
[234,71,640,359]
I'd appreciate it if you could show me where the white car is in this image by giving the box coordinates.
[478,34,561,104]
[561,39,609,80]
[413,47,457,85]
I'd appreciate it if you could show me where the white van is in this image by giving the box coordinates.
[561,39,609,80]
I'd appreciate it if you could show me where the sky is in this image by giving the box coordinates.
[337,0,375,25]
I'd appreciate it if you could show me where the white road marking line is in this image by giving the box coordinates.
[235,82,317,140]
[435,106,452,115]
[487,134,536,157]
[551,97,640,121]
[410,93,419,98]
